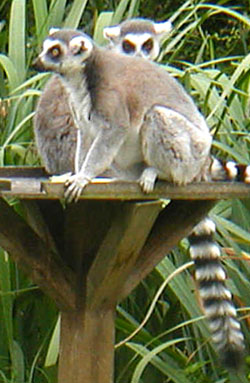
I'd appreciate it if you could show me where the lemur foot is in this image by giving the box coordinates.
[64,174,90,203]
[139,167,158,193]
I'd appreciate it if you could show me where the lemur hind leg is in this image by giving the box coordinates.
[139,105,211,192]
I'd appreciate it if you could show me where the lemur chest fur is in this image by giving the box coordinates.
[61,70,91,130]
[62,67,144,169]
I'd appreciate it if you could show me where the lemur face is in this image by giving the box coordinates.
[104,18,172,60]
[115,32,158,59]
[33,29,93,74]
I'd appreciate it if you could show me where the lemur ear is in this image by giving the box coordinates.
[69,36,93,55]
[153,20,172,36]
[49,27,60,35]
[103,25,121,41]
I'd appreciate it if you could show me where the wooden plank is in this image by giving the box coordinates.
[59,307,115,383]
[0,166,47,177]
[42,179,250,200]
[0,178,248,200]
[87,201,163,309]
[0,166,247,200]
[121,200,216,299]
[0,198,76,310]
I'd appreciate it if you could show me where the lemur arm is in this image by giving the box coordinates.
[65,92,130,202]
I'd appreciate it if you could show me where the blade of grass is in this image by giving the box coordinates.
[63,0,88,29]
[48,0,67,28]
[0,54,19,92]
[44,315,60,367]
[31,0,48,44]
[0,250,17,380]
[12,340,25,383]
[112,0,130,25]
[207,52,250,122]
[129,339,190,383]
[10,72,50,94]
[215,215,250,244]
[197,4,250,27]
[212,140,249,163]
[8,0,26,84]
[93,12,114,45]
[156,257,210,339]
[127,0,140,19]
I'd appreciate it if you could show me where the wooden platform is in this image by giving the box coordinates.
[0,166,248,382]
[0,166,249,200]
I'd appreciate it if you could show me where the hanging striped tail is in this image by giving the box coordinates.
[210,158,250,183]
[188,218,245,368]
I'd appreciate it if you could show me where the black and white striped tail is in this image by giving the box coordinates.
[210,158,250,183]
[188,218,245,368]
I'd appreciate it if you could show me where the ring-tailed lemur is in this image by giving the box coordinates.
[34,19,172,175]
[33,27,248,368]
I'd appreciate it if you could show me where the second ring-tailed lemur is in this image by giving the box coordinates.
[33,28,248,368]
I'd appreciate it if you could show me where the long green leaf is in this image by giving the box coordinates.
[8,0,26,84]
[212,140,249,163]
[12,340,25,383]
[215,216,250,244]
[129,339,191,383]
[127,0,140,19]
[31,0,48,44]
[44,315,60,367]
[156,257,210,339]
[0,54,19,92]
[10,72,49,95]
[207,53,250,122]
[197,4,250,27]
[112,0,130,25]
[93,12,114,45]
[48,0,67,28]
[63,0,88,29]
[0,250,17,381]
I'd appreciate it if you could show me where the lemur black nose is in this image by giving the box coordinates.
[32,57,46,72]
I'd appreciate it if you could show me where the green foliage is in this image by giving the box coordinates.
[0,1,249,382]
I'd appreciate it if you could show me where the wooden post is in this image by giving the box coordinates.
[57,200,162,383]
[59,307,115,383]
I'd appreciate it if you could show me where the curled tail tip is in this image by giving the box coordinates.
[210,158,250,183]
[220,346,245,370]
[211,316,245,369]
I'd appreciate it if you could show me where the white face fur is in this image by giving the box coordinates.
[112,32,159,60]
[35,31,93,74]
[104,19,172,60]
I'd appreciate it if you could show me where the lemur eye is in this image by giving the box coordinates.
[142,38,154,54]
[122,40,135,54]
[48,45,62,59]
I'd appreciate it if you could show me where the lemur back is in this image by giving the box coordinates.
[33,27,248,369]
[34,75,75,174]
